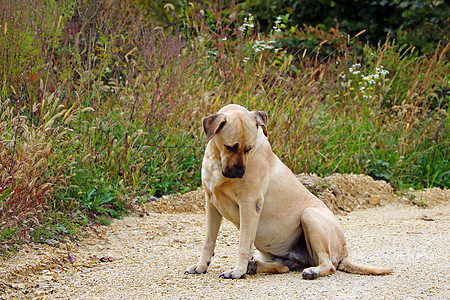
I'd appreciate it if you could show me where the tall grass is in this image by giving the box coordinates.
[0,0,448,249]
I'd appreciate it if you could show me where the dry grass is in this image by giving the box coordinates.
[0,93,82,234]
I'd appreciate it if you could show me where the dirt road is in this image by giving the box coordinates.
[1,201,448,299]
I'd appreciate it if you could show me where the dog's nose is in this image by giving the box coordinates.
[234,167,245,178]
[223,165,246,178]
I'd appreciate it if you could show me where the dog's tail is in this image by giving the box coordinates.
[337,257,393,275]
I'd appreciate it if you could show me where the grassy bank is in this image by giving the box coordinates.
[0,0,448,252]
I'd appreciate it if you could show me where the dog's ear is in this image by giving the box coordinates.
[251,111,268,137]
[202,113,227,142]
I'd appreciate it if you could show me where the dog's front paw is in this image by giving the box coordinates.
[185,263,208,275]
[219,268,246,279]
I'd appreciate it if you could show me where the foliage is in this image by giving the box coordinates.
[0,0,449,252]
[274,23,364,62]
[242,0,449,55]
[392,0,450,54]
[136,1,449,55]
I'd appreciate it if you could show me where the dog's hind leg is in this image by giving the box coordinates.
[246,260,289,275]
[300,207,347,279]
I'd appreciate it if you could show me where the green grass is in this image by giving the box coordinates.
[0,0,448,253]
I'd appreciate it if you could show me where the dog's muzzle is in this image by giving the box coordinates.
[222,165,246,179]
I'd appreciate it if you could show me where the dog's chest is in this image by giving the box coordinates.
[210,190,240,226]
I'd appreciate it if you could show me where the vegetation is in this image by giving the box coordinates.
[0,0,448,252]
[134,0,449,55]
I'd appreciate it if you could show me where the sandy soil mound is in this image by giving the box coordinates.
[149,173,448,214]
[407,187,449,206]
[296,173,397,212]
[148,173,403,214]
[148,188,206,214]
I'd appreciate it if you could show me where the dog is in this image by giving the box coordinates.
[185,104,393,279]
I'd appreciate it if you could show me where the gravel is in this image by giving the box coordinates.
[1,200,449,299]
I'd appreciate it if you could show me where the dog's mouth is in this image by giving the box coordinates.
[222,165,246,179]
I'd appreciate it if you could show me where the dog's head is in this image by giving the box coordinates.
[202,104,267,179]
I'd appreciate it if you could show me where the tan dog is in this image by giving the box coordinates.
[185,104,393,279]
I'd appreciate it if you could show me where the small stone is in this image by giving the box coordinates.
[369,195,381,206]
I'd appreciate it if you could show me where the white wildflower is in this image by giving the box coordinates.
[207,50,217,58]
[252,40,275,52]
[240,14,255,32]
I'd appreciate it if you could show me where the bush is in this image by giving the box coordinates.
[243,0,449,55]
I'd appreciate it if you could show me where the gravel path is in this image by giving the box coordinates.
[3,202,445,299]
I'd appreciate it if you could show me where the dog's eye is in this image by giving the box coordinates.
[244,146,253,153]
[225,144,239,153]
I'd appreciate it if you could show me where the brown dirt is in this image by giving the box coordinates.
[0,174,448,299]
[147,173,443,214]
